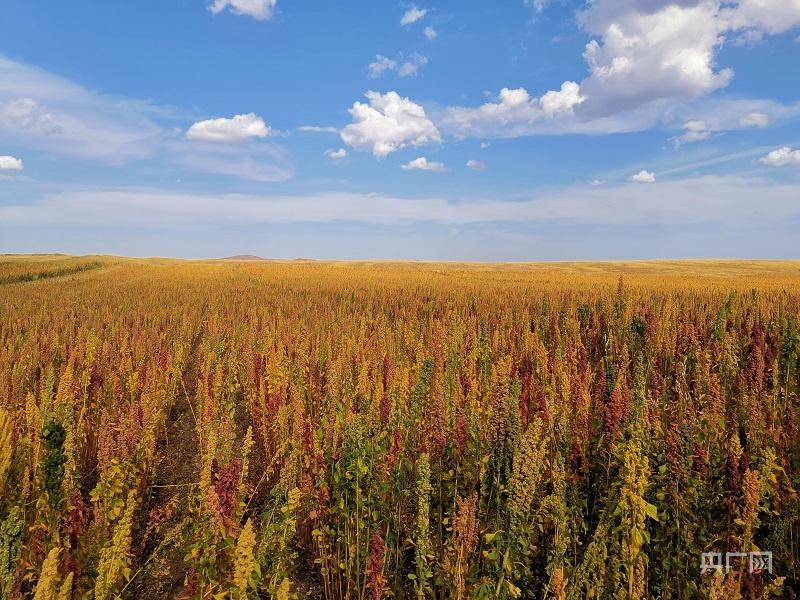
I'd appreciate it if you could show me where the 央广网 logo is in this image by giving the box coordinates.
[701,551,772,574]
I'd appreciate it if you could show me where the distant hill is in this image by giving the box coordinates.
[221,255,266,261]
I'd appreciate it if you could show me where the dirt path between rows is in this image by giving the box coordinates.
[126,328,204,599]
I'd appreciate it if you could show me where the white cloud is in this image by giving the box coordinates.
[740,112,769,128]
[629,169,656,183]
[720,0,800,36]
[760,146,800,167]
[210,0,277,20]
[0,56,291,181]
[324,148,348,159]
[0,98,62,135]
[444,89,800,140]
[398,54,428,77]
[443,1,800,138]
[401,7,427,25]
[664,108,774,147]
[466,159,486,171]
[5,176,800,229]
[402,156,446,172]
[298,125,339,133]
[672,99,795,134]
[172,139,292,181]
[367,55,398,79]
[444,83,585,137]
[579,0,800,115]
[669,120,712,147]
[539,81,586,117]
[367,53,427,78]
[341,91,441,158]
[0,56,163,162]
[0,155,23,170]
[579,1,734,114]
[424,26,437,40]
[480,142,491,148]
[186,113,273,142]
[591,179,606,186]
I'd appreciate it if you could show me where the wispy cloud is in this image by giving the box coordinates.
[4,176,799,228]
[400,7,427,26]
[170,140,293,182]
[367,53,427,78]
[0,56,292,181]
[0,55,164,162]
[298,125,339,134]
[324,148,348,159]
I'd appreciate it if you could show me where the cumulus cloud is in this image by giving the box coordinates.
[401,156,446,172]
[466,159,486,171]
[324,148,348,159]
[579,1,734,115]
[629,169,656,183]
[401,7,427,25]
[760,146,800,167]
[539,81,586,117]
[210,0,277,20]
[0,155,23,170]
[341,91,441,158]
[186,113,273,142]
[443,83,585,137]
[424,26,437,40]
[578,0,800,115]
[367,53,427,78]
[443,1,800,138]
[175,118,292,181]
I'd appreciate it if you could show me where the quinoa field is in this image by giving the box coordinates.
[0,255,799,599]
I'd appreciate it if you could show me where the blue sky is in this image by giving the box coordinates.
[1,0,799,260]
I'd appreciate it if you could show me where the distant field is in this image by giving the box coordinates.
[2,253,799,288]
[1,255,798,599]
[0,255,105,285]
